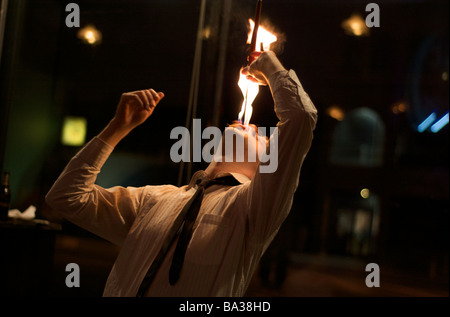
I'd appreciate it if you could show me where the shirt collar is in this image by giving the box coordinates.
[186,170,250,190]
[228,172,251,184]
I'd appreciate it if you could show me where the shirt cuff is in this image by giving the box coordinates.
[75,137,114,169]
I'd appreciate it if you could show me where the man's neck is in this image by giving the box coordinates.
[205,161,257,180]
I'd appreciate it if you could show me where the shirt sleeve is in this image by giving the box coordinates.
[243,69,318,246]
[45,137,146,245]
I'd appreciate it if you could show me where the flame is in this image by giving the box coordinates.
[238,72,259,126]
[238,19,277,126]
[247,19,277,52]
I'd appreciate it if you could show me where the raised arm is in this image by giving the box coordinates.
[242,52,318,244]
[45,89,164,245]
[99,89,165,147]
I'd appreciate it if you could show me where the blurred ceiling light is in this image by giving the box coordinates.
[360,188,370,199]
[61,116,87,146]
[77,24,102,45]
[341,13,370,37]
[202,26,211,40]
[417,112,436,133]
[392,101,407,114]
[442,71,448,81]
[326,105,345,121]
[430,111,449,133]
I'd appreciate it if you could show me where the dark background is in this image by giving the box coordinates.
[0,0,448,297]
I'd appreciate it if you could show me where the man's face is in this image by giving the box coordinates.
[210,122,268,179]
[227,123,269,163]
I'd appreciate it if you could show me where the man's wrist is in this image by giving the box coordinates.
[97,118,131,148]
[260,52,286,81]
[263,63,286,81]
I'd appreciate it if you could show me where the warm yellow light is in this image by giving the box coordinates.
[202,26,211,40]
[77,24,102,45]
[360,188,370,199]
[341,14,370,37]
[326,105,345,121]
[392,101,407,114]
[85,31,95,44]
[61,116,87,146]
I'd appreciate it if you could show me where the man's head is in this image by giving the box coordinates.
[205,122,268,180]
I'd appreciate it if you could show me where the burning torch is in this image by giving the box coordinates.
[247,0,263,65]
[237,0,277,126]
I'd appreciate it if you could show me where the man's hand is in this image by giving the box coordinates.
[241,51,286,86]
[113,89,165,131]
[98,89,165,147]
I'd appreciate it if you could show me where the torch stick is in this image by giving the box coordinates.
[247,0,262,65]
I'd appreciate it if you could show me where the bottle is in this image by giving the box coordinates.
[0,171,11,221]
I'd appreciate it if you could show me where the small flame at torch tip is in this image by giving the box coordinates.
[247,19,277,52]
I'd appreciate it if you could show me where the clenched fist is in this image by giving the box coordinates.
[241,51,285,86]
[98,88,165,147]
[113,89,165,131]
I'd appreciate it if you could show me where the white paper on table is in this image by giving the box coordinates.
[8,205,36,220]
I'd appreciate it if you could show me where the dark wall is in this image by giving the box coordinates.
[0,0,448,281]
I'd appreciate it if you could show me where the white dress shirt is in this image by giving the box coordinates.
[46,69,318,297]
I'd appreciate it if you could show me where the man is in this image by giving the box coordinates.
[46,51,317,296]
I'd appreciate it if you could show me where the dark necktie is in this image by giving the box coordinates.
[136,174,240,297]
